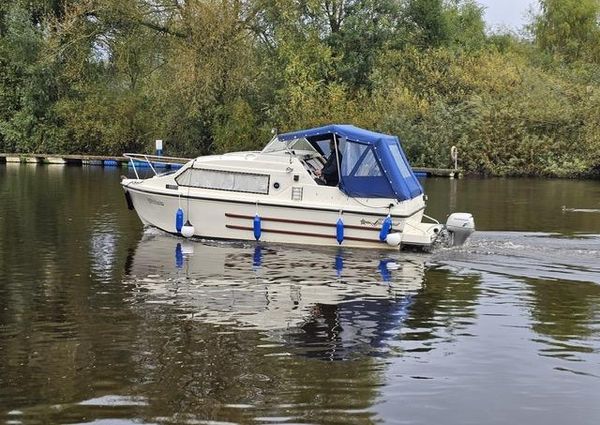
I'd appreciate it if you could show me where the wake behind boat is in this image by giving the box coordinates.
[121,124,475,249]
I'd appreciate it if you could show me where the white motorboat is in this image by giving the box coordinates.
[121,125,475,249]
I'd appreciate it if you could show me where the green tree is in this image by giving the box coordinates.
[404,0,450,47]
[532,0,600,62]
[445,0,486,49]
[0,4,65,153]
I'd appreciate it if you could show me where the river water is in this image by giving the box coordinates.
[0,164,599,425]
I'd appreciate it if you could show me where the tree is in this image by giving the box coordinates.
[403,0,450,47]
[532,0,600,62]
[0,3,66,153]
[445,0,485,50]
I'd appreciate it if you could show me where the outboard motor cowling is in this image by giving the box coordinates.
[445,213,475,246]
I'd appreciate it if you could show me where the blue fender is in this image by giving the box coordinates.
[379,216,392,241]
[253,214,261,240]
[175,208,184,233]
[336,218,344,244]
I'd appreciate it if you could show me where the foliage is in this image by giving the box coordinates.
[0,0,599,177]
[531,0,600,63]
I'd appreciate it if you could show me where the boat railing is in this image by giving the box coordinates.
[124,153,191,179]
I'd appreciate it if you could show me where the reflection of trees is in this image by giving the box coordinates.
[525,277,600,359]
[402,266,482,348]
[424,177,600,233]
[130,315,381,424]
[0,165,142,417]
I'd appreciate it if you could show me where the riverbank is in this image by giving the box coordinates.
[5,152,600,179]
[0,153,463,178]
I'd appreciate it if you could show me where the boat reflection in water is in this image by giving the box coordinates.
[124,231,429,359]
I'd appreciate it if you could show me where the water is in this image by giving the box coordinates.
[1,164,599,425]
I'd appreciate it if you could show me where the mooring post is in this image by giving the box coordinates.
[450,146,458,171]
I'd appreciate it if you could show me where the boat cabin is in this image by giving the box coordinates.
[264,125,423,202]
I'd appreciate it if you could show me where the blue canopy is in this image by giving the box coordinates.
[278,125,423,201]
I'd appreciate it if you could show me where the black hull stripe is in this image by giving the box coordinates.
[124,185,425,218]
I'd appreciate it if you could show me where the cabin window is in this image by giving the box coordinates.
[389,143,413,179]
[354,149,383,177]
[340,141,385,177]
[340,141,367,176]
[176,168,270,194]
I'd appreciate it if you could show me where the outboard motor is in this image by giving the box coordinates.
[445,213,475,246]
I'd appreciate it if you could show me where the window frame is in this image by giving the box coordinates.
[175,167,271,195]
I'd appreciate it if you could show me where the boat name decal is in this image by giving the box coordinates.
[147,197,165,207]
[360,218,403,227]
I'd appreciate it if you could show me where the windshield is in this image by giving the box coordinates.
[261,136,284,153]
[262,136,320,155]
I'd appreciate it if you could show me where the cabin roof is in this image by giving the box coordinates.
[278,124,397,145]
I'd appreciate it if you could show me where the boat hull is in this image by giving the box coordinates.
[123,184,427,249]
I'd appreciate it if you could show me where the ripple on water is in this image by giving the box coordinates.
[3,169,600,425]
[433,231,600,284]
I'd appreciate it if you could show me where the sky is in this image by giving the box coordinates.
[476,0,539,30]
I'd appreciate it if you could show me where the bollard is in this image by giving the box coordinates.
[450,146,458,170]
